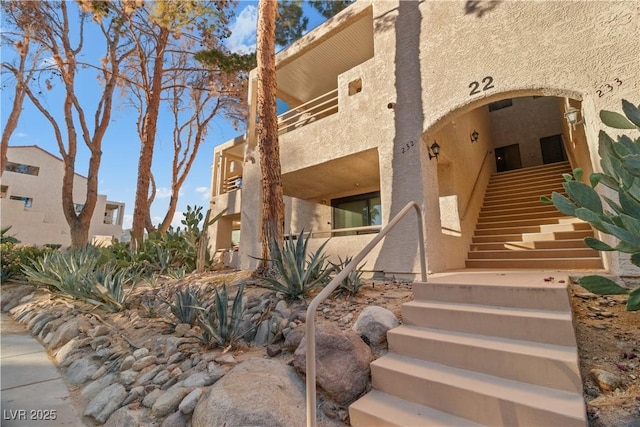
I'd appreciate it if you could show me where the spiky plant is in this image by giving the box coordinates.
[196,283,248,348]
[162,287,202,326]
[331,256,366,297]
[257,230,334,300]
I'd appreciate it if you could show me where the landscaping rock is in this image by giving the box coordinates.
[294,324,374,404]
[161,411,187,427]
[132,355,158,371]
[142,389,164,408]
[178,388,202,414]
[151,384,190,418]
[82,373,116,400]
[84,383,127,424]
[55,337,82,366]
[192,358,306,427]
[67,358,97,385]
[284,327,305,352]
[49,319,79,350]
[104,407,142,427]
[352,305,399,346]
[590,368,621,392]
[182,372,207,388]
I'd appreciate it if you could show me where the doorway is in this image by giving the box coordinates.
[495,144,522,172]
[540,134,568,164]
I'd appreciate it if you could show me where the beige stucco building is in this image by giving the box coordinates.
[0,146,124,246]
[208,0,639,279]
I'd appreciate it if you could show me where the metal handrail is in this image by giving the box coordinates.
[460,149,492,220]
[304,201,427,427]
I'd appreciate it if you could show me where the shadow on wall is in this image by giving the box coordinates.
[464,0,502,18]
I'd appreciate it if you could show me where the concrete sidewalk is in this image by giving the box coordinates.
[1,313,84,426]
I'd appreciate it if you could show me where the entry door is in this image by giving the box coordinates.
[495,144,522,172]
[540,134,568,164]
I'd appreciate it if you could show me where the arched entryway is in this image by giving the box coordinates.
[422,92,602,272]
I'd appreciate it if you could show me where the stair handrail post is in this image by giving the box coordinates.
[305,201,426,427]
[460,149,493,220]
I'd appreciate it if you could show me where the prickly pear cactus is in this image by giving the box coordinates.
[541,99,640,310]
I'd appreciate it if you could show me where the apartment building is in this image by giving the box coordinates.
[208,0,639,278]
[0,146,124,246]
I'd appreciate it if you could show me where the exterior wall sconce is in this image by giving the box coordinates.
[565,106,584,127]
[428,141,440,160]
[470,130,479,143]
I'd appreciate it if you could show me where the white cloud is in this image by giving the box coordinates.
[155,187,184,199]
[195,186,210,200]
[15,132,27,138]
[227,5,257,53]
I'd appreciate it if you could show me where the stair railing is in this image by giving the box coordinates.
[304,201,427,427]
[460,149,493,220]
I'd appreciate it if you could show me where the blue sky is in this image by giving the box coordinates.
[2,1,327,230]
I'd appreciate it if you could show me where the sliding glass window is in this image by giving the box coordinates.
[332,192,381,236]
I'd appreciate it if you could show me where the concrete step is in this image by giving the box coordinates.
[476,216,575,229]
[402,300,576,346]
[474,221,591,237]
[470,239,590,251]
[349,390,482,427]
[370,354,586,427]
[387,325,582,392]
[467,248,599,259]
[487,170,571,190]
[489,162,571,181]
[482,192,563,207]
[465,257,603,269]
[471,229,594,243]
[412,279,571,311]
[485,182,565,199]
[478,207,566,222]
[481,198,563,212]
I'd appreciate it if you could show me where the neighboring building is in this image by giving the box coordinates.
[208,0,639,278]
[0,146,125,247]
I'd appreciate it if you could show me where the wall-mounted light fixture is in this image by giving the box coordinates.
[428,141,440,161]
[470,130,479,143]
[564,106,584,127]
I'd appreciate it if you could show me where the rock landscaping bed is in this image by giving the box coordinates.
[1,271,638,427]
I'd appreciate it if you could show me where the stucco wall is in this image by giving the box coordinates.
[224,0,639,276]
[1,147,123,246]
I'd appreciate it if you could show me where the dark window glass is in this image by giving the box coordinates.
[5,162,39,176]
[332,192,381,236]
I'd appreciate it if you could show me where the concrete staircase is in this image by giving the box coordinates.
[349,274,587,426]
[466,161,603,269]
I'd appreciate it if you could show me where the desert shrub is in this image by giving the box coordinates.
[331,256,365,297]
[22,245,140,312]
[196,283,248,348]
[1,243,53,282]
[257,230,334,300]
[162,286,202,326]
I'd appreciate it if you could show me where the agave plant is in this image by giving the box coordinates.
[331,256,366,297]
[196,283,248,348]
[541,99,640,310]
[258,230,334,300]
[162,287,202,326]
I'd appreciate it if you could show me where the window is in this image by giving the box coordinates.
[332,192,381,236]
[5,162,39,176]
[10,196,33,208]
[0,185,7,198]
[488,99,513,112]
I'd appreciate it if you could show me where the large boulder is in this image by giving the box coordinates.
[192,358,306,427]
[294,324,374,404]
[352,306,400,346]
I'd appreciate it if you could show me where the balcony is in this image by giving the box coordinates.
[278,89,338,135]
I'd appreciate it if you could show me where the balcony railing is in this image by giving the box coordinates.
[221,174,242,194]
[278,89,338,135]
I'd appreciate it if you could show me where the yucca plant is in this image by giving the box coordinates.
[331,256,366,297]
[162,287,202,326]
[257,230,334,300]
[91,264,141,312]
[196,283,248,348]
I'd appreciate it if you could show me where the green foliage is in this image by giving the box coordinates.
[276,0,308,46]
[309,0,354,19]
[542,99,640,310]
[331,256,365,297]
[576,276,640,311]
[1,227,19,244]
[194,49,256,73]
[257,230,334,300]
[1,243,54,282]
[21,245,140,312]
[101,206,224,274]
[162,287,202,327]
[196,284,247,348]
